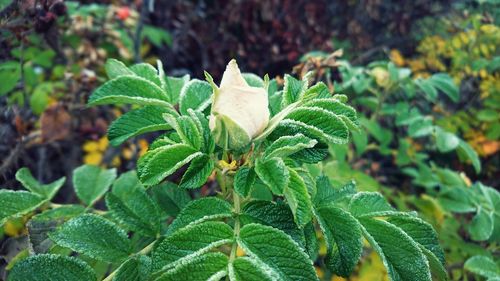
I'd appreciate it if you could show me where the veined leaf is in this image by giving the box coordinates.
[106,181,161,237]
[179,154,214,189]
[314,176,356,207]
[315,205,363,277]
[0,190,45,225]
[241,200,306,248]
[348,192,396,217]
[137,144,201,186]
[229,256,273,281]
[88,75,170,107]
[130,63,161,87]
[301,82,331,102]
[164,75,190,105]
[8,254,96,281]
[108,106,175,146]
[154,252,228,281]
[49,214,131,263]
[105,58,135,79]
[359,218,432,281]
[152,221,233,272]
[164,114,202,150]
[166,197,232,235]
[264,134,317,160]
[469,207,494,241]
[282,74,308,106]
[283,168,313,227]
[15,167,65,199]
[303,99,358,130]
[179,79,212,115]
[254,157,289,195]
[73,165,117,206]
[284,107,349,144]
[238,223,319,281]
[149,182,191,217]
[234,167,257,198]
[114,255,152,281]
[187,109,215,153]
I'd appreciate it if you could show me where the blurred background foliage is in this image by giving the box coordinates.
[0,0,499,280]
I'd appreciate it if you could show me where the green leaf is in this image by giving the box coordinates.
[469,207,494,241]
[315,205,363,277]
[106,181,161,236]
[179,154,214,189]
[73,165,117,206]
[229,256,272,281]
[108,106,174,146]
[303,98,359,130]
[179,79,212,115]
[415,78,438,101]
[149,182,191,218]
[8,254,96,281]
[435,128,459,153]
[154,252,228,281]
[301,82,331,102]
[457,140,481,173]
[113,255,152,281]
[30,86,49,115]
[164,114,202,150]
[234,167,257,198]
[105,58,135,79]
[15,167,65,199]
[238,223,319,281]
[264,134,317,159]
[254,157,289,195]
[243,73,264,87]
[187,109,215,153]
[241,200,306,248]
[137,144,201,186]
[0,190,44,225]
[387,216,445,264]
[359,218,431,281]
[283,168,313,227]
[130,63,161,87]
[49,214,131,263]
[477,109,499,122]
[164,75,190,105]
[275,108,349,145]
[152,221,233,272]
[88,76,171,107]
[0,61,21,96]
[464,255,500,279]
[348,192,396,217]
[314,176,356,207]
[282,74,308,106]
[166,197,232,235]
[428,73,459,103]
[387,216,447,280]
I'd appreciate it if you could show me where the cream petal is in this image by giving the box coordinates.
[220,59,248,88]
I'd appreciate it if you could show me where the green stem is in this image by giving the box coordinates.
[229,188,241,263]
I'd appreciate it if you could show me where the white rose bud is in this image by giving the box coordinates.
[209,60,270,150]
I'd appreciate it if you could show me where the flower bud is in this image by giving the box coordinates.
[209,60,269,150]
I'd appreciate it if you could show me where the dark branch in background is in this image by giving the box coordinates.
[133,0,151,63]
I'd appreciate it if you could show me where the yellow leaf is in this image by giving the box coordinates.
[122,148,134,160]
[390,49,405,66]
[236,246,245,257]
[138,139,149,156]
